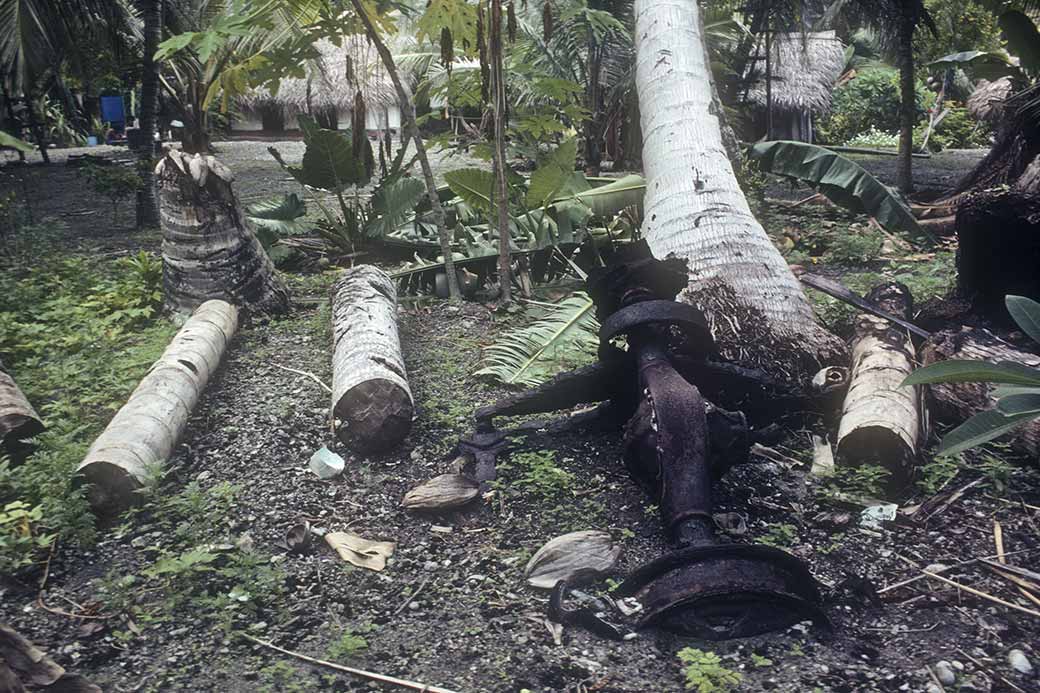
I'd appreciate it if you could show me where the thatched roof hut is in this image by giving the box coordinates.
[745,31,846,114]
[967,77,1013,126]
[236,38,398,131]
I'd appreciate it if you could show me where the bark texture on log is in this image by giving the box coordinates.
[922,326,1040,459]
[633,0,846,385]
[955,190,1040,324]
[77,301,238,515]
[0,361,43,451]
[836,283,922,481]
[332,266,413,453]
[157,150,290,317]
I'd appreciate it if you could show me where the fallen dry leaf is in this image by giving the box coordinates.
[325,531,396,571]
[524,530,621,589]
[402,474,480,511]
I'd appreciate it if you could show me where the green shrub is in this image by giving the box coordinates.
[79,163,143,225]
[817,68,933,145]
[916,105,991,152]
[677,648,742,692]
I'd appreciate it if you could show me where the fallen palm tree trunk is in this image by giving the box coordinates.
[0,360,43,453]
[922,327,1040,458]
[77,301,238,515]
[157,150,290,317]
[331,266,413,453]
[836,283,922,482]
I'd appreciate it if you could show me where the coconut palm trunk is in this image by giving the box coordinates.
[136,0,162,228]
[896,14,915,194]
[633,0,846,383]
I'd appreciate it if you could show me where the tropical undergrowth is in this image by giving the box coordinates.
[0,226,175,574]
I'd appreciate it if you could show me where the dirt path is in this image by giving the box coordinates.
[1,141,1037,693]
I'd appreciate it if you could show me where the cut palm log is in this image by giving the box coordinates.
[331,266,413,453]
[0,360,43,452]
[922,326,1040,458]
[157,150,290,317]
[77,301,238,515]
[836,284,923,481]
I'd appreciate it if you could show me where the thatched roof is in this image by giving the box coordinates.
[967,77,1013,125]
[238,38,397,116]
[745,31,846,114]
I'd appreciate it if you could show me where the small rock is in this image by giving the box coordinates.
[309,446,345,479]
[1008,649,1034,676]
[934,661,956,686]
[925,685,943,693]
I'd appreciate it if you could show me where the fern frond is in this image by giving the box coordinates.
[475,292,599,387]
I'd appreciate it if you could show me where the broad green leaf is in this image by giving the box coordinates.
[527,138,578,209]
[999,11,1040,76]
[0,130,33,153]
[994,384,1040,398]
[270,117,368,192]
[1006,295,1040,345]
[416,0,478,55]
[928,50,1020,81]
[475,292,599,387]
[367,177,426,239]
[247,194,308,236]
[996,393,1040,416]
[903,360,1040,387]
[155,32,196,61]
[445,168,495,212]
[937,409,1038,456]
[195,31,222,63]
[551,174,646,220]
[748,141,925,238]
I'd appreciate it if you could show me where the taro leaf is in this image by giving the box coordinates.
[475,292,599,387]
[1006,295,1040,345]
[902,360,1040,387]
[0,130,34,153]
[325,531,395,571]
[445,168,495,211]
[270,115,368,192]
[748,141,925,238]
[999,11,1040,76]
[524,530,621,589]
[928,50,1021,82]
[401,474,480,511]
[367,177,426,239]
[937,408,1039,456]
[247,193,308,236]
[527,137,578,208]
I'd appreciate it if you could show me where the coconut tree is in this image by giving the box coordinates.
[820,0,936,194]
[136,0,162,228]
[633,0,846,384]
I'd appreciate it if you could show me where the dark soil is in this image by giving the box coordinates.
[1,142,1037,693]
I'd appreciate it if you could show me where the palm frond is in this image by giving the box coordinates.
[475,292,599,387]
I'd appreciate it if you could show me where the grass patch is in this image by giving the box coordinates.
[0,228,176,572]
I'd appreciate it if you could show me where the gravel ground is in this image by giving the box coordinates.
[1,140,1038,693]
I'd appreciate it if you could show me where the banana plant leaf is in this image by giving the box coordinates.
[999,11,1040,76]
[1006,295,1040,345]
[928,50,1022,82]
[474,292,600,387]
[747,141,926,239]
[0,130,33,153]
[527,138,578,208]
[550,174,646,220]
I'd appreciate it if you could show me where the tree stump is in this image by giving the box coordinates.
[157,150,290,317]
[955,190,1040,324]
[922,326,1040,459]
[77,301,239,515]
[836,283,922,483]
[0,361,43,454]
[331,266,413,453]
